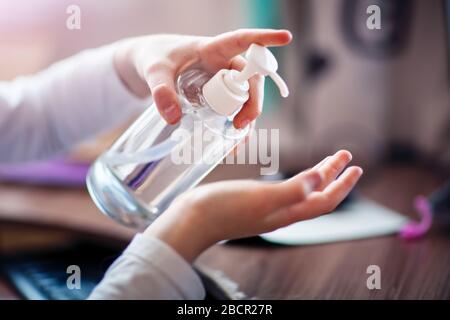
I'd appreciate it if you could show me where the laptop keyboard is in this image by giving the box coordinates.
[1,241,121,300]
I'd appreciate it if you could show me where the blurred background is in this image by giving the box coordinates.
[0,0,449,175]
[0,0,450,300]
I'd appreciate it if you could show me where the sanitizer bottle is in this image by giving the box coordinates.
[87,44,289,228]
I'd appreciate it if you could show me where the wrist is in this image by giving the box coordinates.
[143,204,215,263]
[113,39,150,99]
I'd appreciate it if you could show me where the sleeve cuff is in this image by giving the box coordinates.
[123,233,206,300]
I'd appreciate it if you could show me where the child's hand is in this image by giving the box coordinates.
[144,150,363,263]
[114,29,292,128]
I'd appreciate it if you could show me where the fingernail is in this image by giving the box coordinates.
[163,103,180,123]
[240,119,250,129]
[302,172,322,196]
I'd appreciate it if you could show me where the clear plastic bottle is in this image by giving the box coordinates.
[87,44,289,228]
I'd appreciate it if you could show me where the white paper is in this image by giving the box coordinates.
[261,197,410,245]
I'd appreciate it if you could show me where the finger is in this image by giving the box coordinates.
[228,60,253,152]
[322,166,363,202]
[227,56,265,128]
[244,120,256,143]
[234,73,264,128]
[271,166,363,227]
[316,150,352,191]
[261,169,322,212]
[301,166,363,219]
[303,155,330,173]
[145,63,182,124]
[232,120,255,156]
[203,29,292,65]
[312,156,330,170]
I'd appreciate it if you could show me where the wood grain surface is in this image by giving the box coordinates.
[0,164,449,299]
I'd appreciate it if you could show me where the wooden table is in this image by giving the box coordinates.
[0,164,449,299]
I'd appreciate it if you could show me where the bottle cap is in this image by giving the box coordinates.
[202,44,289,116]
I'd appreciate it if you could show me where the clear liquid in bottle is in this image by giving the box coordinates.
[87,44,289,229]
[87,69,248,228]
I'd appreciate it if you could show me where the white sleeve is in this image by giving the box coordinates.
[88,233,206,300]
[0,42,147,163]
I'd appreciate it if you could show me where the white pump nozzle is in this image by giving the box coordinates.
[202,44,289,116]
[234,44,289,97]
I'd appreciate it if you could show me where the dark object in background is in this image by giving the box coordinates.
[428,180,450,215]
[304,50,331,81]
[1,241,120,300]
[342,0,413,58]
[279,0,450,170]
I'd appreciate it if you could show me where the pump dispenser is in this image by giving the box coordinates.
[87,44,289,228]
[203,44,289,116]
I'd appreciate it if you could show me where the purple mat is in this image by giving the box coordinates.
[0,159,91,187]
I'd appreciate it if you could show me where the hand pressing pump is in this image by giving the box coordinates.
[87,44,289,228]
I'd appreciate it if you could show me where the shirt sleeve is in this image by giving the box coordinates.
[88,233,206,300]
[0,42,148,163]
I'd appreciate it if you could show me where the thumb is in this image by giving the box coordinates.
[146,64,182,124]
[263,170,322,211]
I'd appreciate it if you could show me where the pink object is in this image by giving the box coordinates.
[399,195,433,240]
